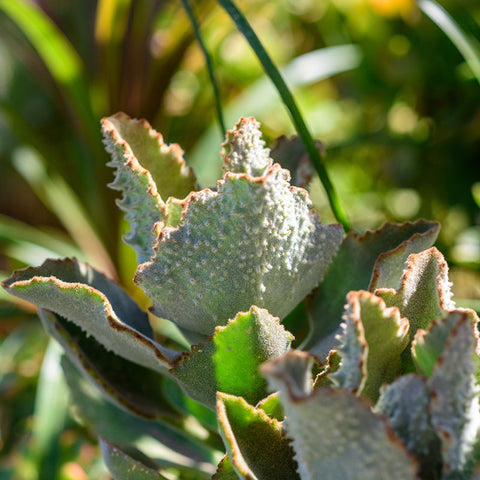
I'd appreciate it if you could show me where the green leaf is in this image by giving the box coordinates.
[2,258,180,373]
[334,291,410,402]
[255,392,284,422]
[101,113,196,263]
[99,437,168,480]
[427,310,480,478]
[217,393,299,480]
[212,455,239,480]
[136,124,344,338]
[376,247,455,339]
[419,0,480,86]
[39,309,174,419]
[62,357,219,478]
[171,306,293,410]
[262,350,418,480]
[307,220,439,357]
[374,374,442,479]
[222,117,273,177]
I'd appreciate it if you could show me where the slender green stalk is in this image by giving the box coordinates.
[216,0,350,230]
[181,0,227,138]
[419,0,480,86]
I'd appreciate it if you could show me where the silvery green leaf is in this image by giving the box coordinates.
[262,350,419,480]
[307,220,439,357]
[375,374,442,479]
[136,162,343,339]
[2,258,180,373]
[333,290,410,402]
[376,247,455,338]
[427,310,480,479]
[101,113,196,263]
[222,117,273,177]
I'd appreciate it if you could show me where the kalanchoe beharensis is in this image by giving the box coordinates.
[3,114,480,480]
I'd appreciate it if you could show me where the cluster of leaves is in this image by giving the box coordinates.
[3,115,480,479]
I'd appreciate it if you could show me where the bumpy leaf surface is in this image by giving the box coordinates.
[2,258,180,373]
[212,455,239,480]
[333,290,410,402]
[376,247,455,338]
[222,117,273,177]
[307,220,439,357]
[101,113,196,263]
[262,350,419,480]
[427,311,480,478]
[217,393,299,480]
[375,374,442,479]
[171,307,293,410]
[136,162,343,338]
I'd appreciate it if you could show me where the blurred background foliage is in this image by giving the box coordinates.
[0,0,479,478]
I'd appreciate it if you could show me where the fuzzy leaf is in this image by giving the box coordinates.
[333,290,410,402]
[101,113,196,263]
[222,117,273,177]
[256,392,284,422]
[307,220,439,357]
[136,162,343,339]
[171,307,293,410]
[262,350,419,480]
[38,309,173,419]
[376,247,455,338]
[2,258,180,373]
[62,357,218,477]
[99,438,168,480]
[216,393,299,480]
[375,374,442,479]
[427,310,480,478]
[212,455,239,480]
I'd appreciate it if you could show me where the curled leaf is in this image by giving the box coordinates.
[2,258,180,373]
[136,163,343,338]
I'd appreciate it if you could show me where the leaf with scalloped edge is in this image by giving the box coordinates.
[217,392,299,480]
[261,350,419,480]
[307,220,439,358]
[374,374,442,479]
[212,455,239,480]
[333,290,410,402]
[256,392,284,422]
[170,306,293,410]
[99,437,168,480]
[38,309,173,419]
[375,247,455,339]
[427,310,480,479]
[222,117,273,177]
[2,258,180,373]
[101,113,196,263]
[136,160,343,339]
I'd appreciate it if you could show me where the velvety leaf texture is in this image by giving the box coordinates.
[376,247,455,339]
[171,306,293,410]
[307,220,439,357]
[217,393,299,480]
[333,290,410,402]
[222,117,273,177]
[101,113,196,263]
[262,350,419,480]
[2,258,180,373]
[427,310,480,478]
[136,159,343,338]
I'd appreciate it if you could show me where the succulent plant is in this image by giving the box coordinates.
[3,114,480,480]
